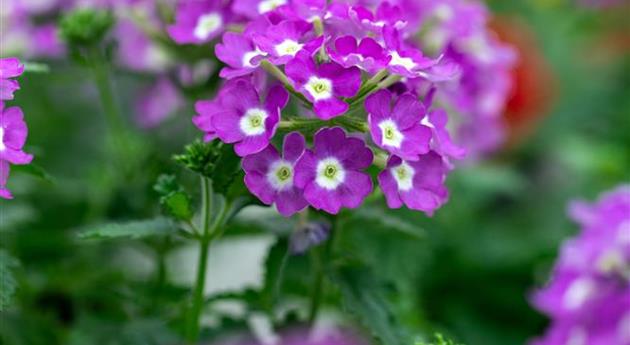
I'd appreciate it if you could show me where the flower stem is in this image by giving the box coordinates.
[308,247,324,326]
[260,60,310,105]
[185,176,213,344]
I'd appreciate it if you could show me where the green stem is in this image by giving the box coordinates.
[185,176,213,344]
[260,60,310,105]
[308,248,324,326]
[89,47,128,148]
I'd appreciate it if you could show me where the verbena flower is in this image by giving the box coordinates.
[167,0,230,45]
[530,185,630,345]
[0,104,33,166]
[378,152,448,215]
[294,127,373,214]
[0,161,12,199]
[253,19,323,66]
[242,132,308,216]
[0,58,24,101]
[183,0,517,216]
[365,90,432,161]
[216,30,266,79]
[286,51,361,119]
[211,78,289,157]
[135,77,183,129]
[327,36,390,74]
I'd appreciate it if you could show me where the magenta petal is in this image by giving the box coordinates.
[276,187,308,217]
[337,171,373,209]
[285,51,316,86]
[365,90,392,122]
[338,137,373,169]
[0,58,24,79]
[392,93,425,129]
[265,85,289,112]
[242,145,280,174]
[313,127,346,157]
[334,36,358,55]
[294,150,317,188]
[313,99,348,120]
[378,166,403,209]
[282,132,306,163]
[304,183,343,214]
[245,173,276,205]
[211,111,244,143]
[234,134,270,157]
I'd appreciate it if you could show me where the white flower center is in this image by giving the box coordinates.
[240,108,268,136]
[258,0,287,14]
[378,119,404,148]
[315,157,345,190]
[392,161,414,191]
[597,249,626,275]
[0,127,5,151]
[433,4,454,21]
[266,160,294,191]
[563,278,594,310]
[194,12,223,40]
[305,76,333,101]
[275,39,303,57]
[389,51,416,70]
[242,49,262,68]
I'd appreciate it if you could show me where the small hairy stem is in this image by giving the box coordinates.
[313,18,328,62]
[260,60,310,105]
[185,176,213,344]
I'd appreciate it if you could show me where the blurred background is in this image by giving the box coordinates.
[1,1,629,344]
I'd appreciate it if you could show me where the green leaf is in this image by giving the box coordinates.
[12,163,54,184]
[77,218,175,240]
[415,333,464,345]
[332,264,404,345]
[0,250,20,311]
[161,192,193,221]
[353,206,425,239]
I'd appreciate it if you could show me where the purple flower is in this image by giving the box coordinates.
[0,58,24,101]
[215,31,266,79]
[423,109,466,160]
[327,36,390,74]
[530,185,630,345]
[211,79,289,157]
[253,19,323,65]
[366,90,432,161]
[285,51,361,119]
[135,77,183,129]
[349,2,407,33]
[377,151,448,215]
[294,127,373,214]
[167,0,228,45]
[383,25,437,78]
[0,161,12,200]
[242,132,309,217]
[232,0,289,19]
[289,220,331,254]
[1,104,33,165]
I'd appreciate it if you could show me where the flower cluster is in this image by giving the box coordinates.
[187,0,515,216]
[530,185,630,345]
[0,58,33,199]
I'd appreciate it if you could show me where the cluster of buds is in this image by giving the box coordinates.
[531,185,630,345]
[186,0,514,216]
[0,58,33,199]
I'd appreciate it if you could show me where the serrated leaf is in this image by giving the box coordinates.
[0,250,20,311]
[162,192,193,221]
[77,218,175,240]
[332,265,404,345]
[415,333,464,345]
